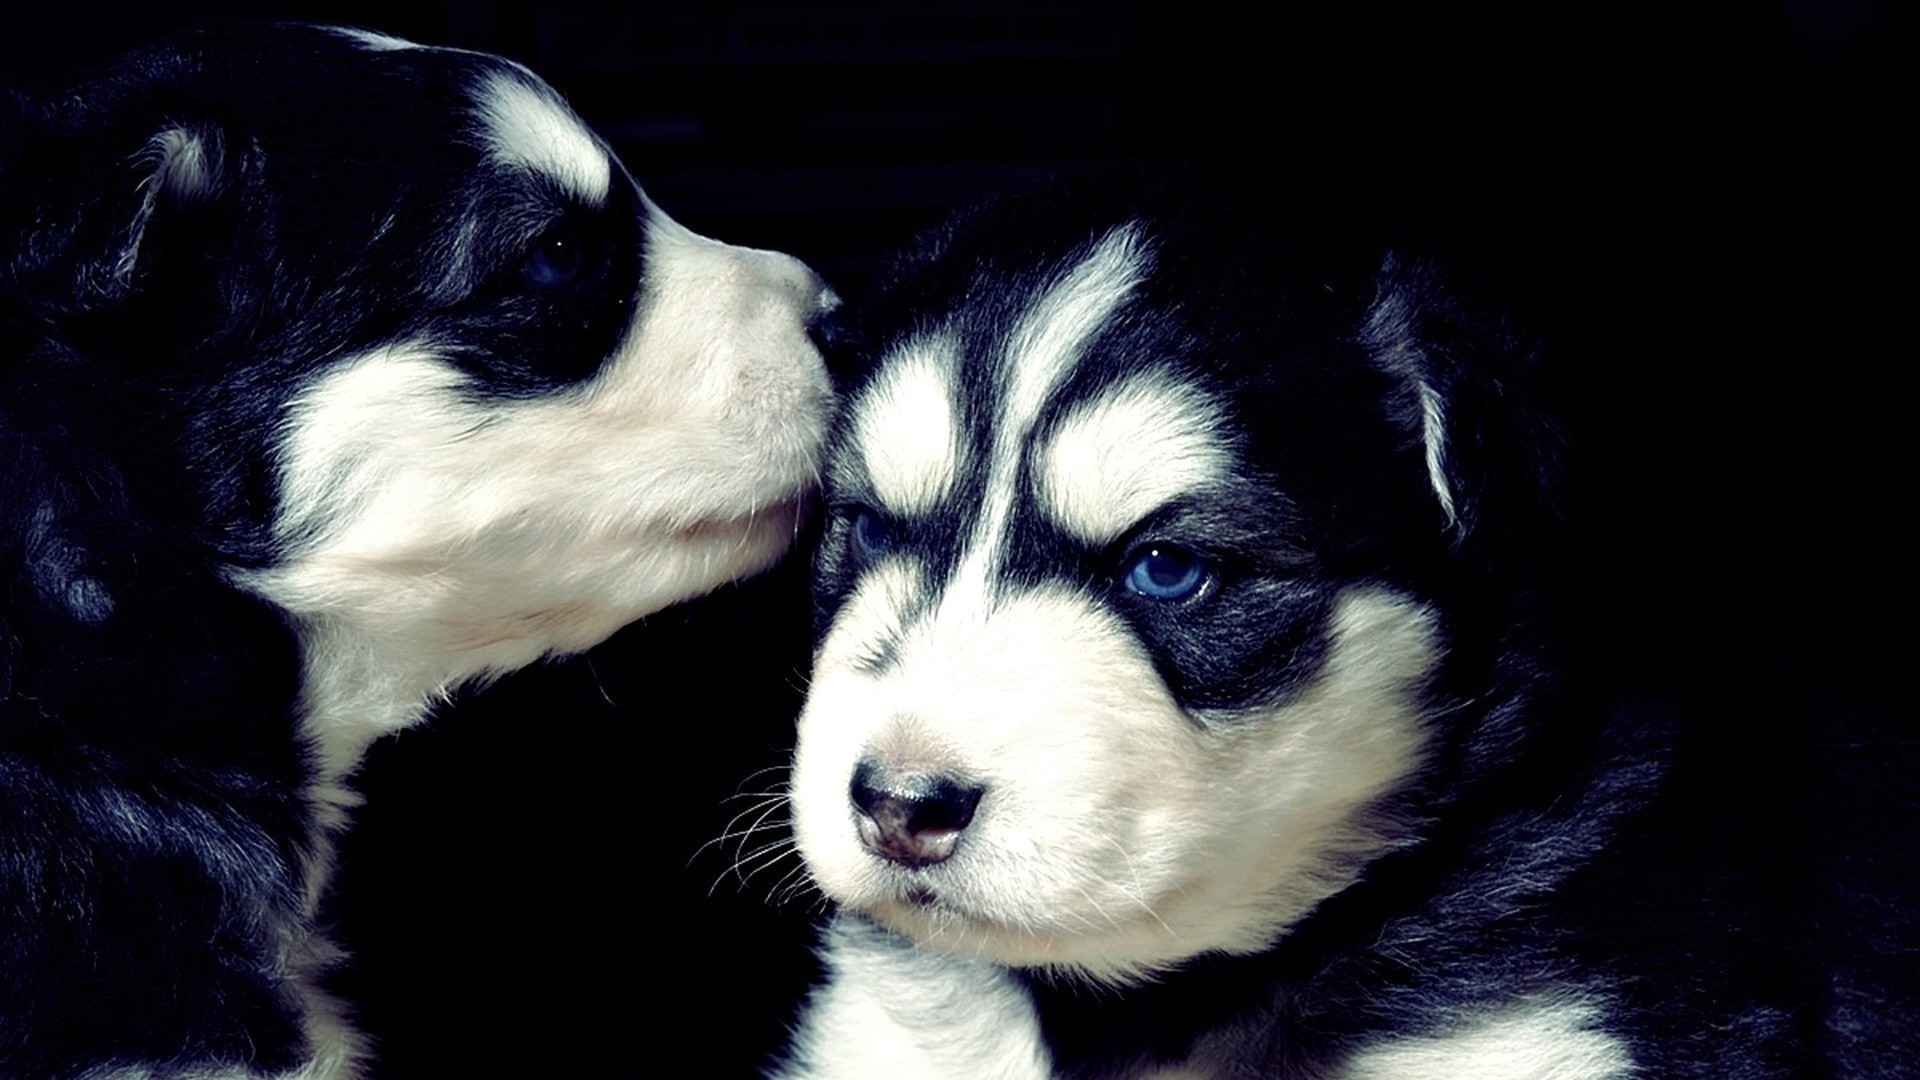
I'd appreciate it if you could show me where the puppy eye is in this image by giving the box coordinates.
[849,507,895,563]
[1121,543,1209,601]
[521,226,586,289]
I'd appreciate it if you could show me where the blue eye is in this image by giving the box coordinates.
[521,227,585,289]
[850,508,894,562]
[1122,544,1208,601]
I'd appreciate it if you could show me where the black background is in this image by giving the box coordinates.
[6,2,1912,1075]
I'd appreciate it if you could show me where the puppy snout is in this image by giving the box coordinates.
[750,247,837,319]
[850,760,983,869]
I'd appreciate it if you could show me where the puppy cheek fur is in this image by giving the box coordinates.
[238,218,831,755]
[793,584,1439,982]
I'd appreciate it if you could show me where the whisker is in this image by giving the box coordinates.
[768,861,821,908]
[686,794,787,868]
[1102,836,1175,938]
[727,764,792,794]
[580,653,620,708]
[714,836,798,898]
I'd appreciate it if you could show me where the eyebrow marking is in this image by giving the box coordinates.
[937,224,1150,621]
[852,336,965,515]
[475,72,610,205]
[1035,372,1228,546]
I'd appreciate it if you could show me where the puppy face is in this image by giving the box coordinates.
[790,193,1466,982]
[241,33,834,671]
[3,25,833,733]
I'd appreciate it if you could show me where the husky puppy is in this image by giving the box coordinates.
[778,180,1914,1078]
[0,23,831,1079]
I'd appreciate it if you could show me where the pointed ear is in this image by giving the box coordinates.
[111,123,231,290]
[2,116,240,320]
[1360,253,1562,548]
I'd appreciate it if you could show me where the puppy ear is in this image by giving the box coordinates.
[1,113,241,321]
[1360,253,1562,548]
[111,124,231,290]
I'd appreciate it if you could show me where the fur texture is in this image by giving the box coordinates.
[775,179,1916,1078]
[0,24,831,1079]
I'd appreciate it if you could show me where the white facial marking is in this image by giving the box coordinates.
[1339,996,1635,1080]
[476,73,611,205]
[253,342,812,768]
[792,225,1438,982]
[792,585,1437,982]
[1002,225,1149,437]
[942,224,1148,621]
[813,557,925,674]
[1035,372,1229,546]
[851,338,964,515]
[241,199,832,784]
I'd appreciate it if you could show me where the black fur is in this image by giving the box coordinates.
[0,31,333,1069]
[2,23,818,1078]
[793,176,1919,1077]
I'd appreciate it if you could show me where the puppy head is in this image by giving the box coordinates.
[788,184,1550,982]
[1,24,833,695]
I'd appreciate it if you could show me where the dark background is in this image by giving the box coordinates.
[6,2,1912,1075]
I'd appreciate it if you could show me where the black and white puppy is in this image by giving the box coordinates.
[0,23,831,1080]
[777,181,1911,1077]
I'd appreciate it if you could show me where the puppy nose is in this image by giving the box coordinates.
[850,760,984,869]
[806,307,849,362]
[747,247,837,318]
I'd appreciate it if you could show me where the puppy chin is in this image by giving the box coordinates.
[671,493,810,592]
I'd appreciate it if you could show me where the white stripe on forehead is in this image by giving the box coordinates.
[937,224,1148,618]
[475,72,610,206]
[1001,225,1150,438]
[1036,372,1228,546]
[852,337,964,515]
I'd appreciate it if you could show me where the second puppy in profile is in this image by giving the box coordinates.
[1,23,831,1080]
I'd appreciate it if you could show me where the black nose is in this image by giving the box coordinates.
[849,760,984,868]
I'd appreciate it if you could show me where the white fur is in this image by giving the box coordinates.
[1035,372,1229,546]
[329,27,420,52]
[971,225,1146,572]
[1416,379,1457,527]
[813,554,925,674]
[934,226,1148,671]
[1359,268,1457,529]
[229,194,828,1080]
[777,915,1052,1080]
[144,127,219,199]
[851,337,964,515]
[244,203,831,777]
[1000,225,1147,440]
[1338,996,1636,1080]
[475,72,611,205]
[118,127,220,283]
[792,226,1434,983]
[791,585,1437,983]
